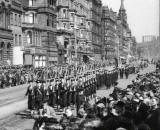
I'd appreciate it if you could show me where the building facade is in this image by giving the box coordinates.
[0,0,13,65]
[56,0,102,64]
[102,6,117,63]
[10,0,23,65]
[89,0,102,61]
[11,0,57,67]
[117,0,136,64]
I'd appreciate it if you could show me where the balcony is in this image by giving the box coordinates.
[22,22,56,32]
[58,17,69,22]
[37,7,56,15]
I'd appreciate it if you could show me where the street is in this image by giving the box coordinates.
[0,64,155,130]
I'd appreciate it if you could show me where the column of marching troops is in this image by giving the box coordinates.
[25,66,119,112]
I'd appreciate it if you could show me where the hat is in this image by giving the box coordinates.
[36,80,40,83]
[28,80,33,83]
[116,101,125,108]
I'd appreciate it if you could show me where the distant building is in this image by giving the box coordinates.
[102,0,137,65]
[117,0,136,64]
[0,0,13,65]
[137,36,160,60]
[142,35,157,43]
[102,6,117,62]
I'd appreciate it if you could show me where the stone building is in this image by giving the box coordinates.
[117,0,136,64]
[20,0,57,67]
[89,0,102,61]
[10,0,23,65]
[0,0,13,65]
[56,0,102,64]
[102,6,117,63]
[137,37,160,61]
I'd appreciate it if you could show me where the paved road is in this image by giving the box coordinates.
[0,65,155,130]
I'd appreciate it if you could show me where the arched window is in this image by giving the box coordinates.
[27,31,32,45]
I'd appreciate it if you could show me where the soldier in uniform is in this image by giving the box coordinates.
[60,77,67,108]
[55,78,61,109]
[34,80,43,110]
[76,76,84,113]
[41,81,49,104]
[125,67,129,79]
[48,79,56,108]
[25,80,35,110]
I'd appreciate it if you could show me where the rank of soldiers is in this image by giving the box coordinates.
[25,66,119,112]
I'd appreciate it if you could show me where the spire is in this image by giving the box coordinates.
[120,0,125,10]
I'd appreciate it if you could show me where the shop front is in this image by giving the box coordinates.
[24,48,47,67]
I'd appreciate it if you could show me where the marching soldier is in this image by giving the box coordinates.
[34,80,43,110]
[48,79,56,108]
[25,80,35,110]
[125,67,129,79]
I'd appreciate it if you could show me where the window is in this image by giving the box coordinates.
[29,0,33,6]
[10,13,13,25]
[63,9,67,18]
[49,0,55,6]
[19,35,22,46]
[15,34,18,46]
[70,13,74,22]
[0,13,3,27]
[27,31,32,45]
[25,13,34,23]
[7,43,11,60]
[63,23,66,29]
[19,15,21,25]
[28,13,34,23]
[15,14,17,25]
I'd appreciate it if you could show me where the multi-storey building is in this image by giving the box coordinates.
[102,6,117,63]
[89,0,102,60]
[10,0,23,65]
[117,0,135,64]
[20,0,57,67]
[0,0,13,65]
[57,0,102,64]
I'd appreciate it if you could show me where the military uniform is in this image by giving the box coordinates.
[34,81,43,110]
[48,80,56,107]
[25,81,34,110]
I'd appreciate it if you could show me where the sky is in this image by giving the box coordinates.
[101,0,159,42]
